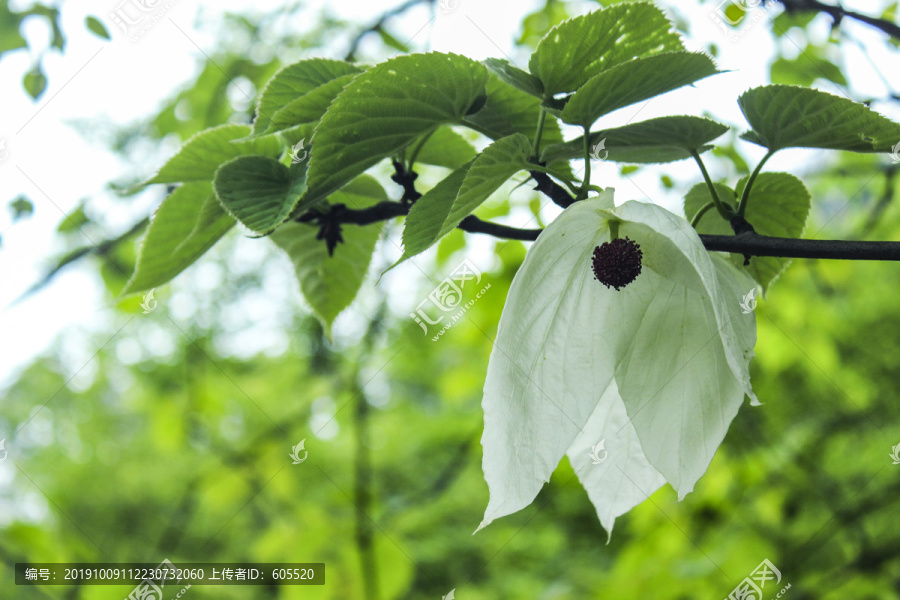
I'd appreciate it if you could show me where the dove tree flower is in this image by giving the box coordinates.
[478,191,759,536]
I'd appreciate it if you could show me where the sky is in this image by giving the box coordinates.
[0,0,897,390]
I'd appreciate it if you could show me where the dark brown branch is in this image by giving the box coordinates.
[699,232,900,260]
[777,0,900,40]
[297,201,541,242]
[344,0,436,62]
[530,170,576,208]
[15,217,150,304]
[299,201,900,260]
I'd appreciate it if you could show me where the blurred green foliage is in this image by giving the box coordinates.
[2,0,900,598]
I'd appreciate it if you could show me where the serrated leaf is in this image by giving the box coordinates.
[398,133,531,264]
[269,176,384,334]
[412,126,476,169]
[263,73,356,135]
[123,182,234,295]
[85,15,110,39]
[394,163,472,267]
[483,58,543,98]
[739,85,900,152]
[252,59,362,135]
[542,116,728,164]
[213,156,308,234]
[147,124,283,185]
[528,2,684,98]
[303,52,489,204]
[685,173,811,291]
[463,72,564,146]
[560,52,719,128]
[479,194,757,535]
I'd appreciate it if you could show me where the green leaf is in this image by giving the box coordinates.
[560,52,718,128]
[122,182,234,295]
[739,85,900,152]
[394,163,471,266]
[9,196,34,221]
[303,52,489,204]
[528,2,683,98]
[542,116,728,164]
[483,58,543,98]
[377,28,411,54]
[770,51,846,87]
[0,2,27,54]
[85,15,110,40]
[263,74,357,135]
[23,64,47,100]
[252,59,362,135]
[770,10,818,36]
[411,127,476,170]
[213,156,308,234]
[398,133,531,263]
[684,183,738,238]
[685,173,811,290]
[463,72,564,145]
[269,176,384,334]
[147,124,283,185]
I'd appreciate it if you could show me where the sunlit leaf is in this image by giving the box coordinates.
[213,156,308,234]
[304,52,489,205]
[542,116,727,164]
[397,133,531,264]
[147,124,283,185]
[685,172,811,291]
[560,52,719,128]
[739,85,900,152]
[123,182,234,295]
[252,59,362,135]
[528,2,683,97]
[269,176,385,334]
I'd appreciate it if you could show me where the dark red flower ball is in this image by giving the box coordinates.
[591,237,643,290]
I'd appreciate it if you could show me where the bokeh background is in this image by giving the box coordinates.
[1,0,900,598]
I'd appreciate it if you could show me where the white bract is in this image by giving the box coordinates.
[478,192,758,537]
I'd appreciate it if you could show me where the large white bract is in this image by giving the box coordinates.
[478,192,759,537]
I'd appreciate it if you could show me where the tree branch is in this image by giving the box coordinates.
[344,0,436,62]
[699,232,900,260]
[297,201,542,241]
[299,201,900,260]
[15,217,150,304]
[529,170,576,208]
[777,0,900,40]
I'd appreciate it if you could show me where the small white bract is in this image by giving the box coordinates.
[478,191,759,538]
